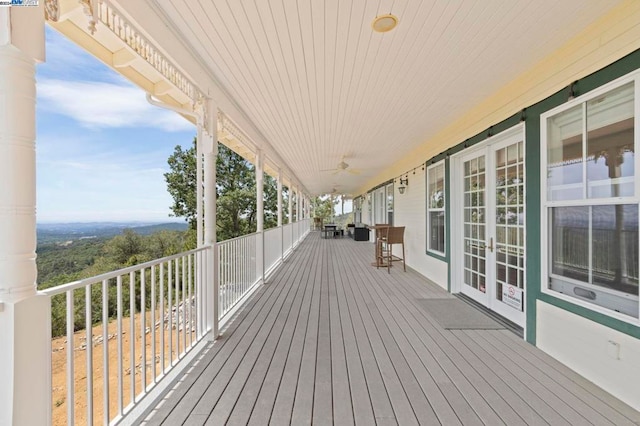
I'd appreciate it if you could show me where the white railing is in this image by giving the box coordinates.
[42,219,312,426]
[292,220,300,246]
[43,246,212,426]
[283,222,293,256]
[218,232,258,321]
[217,219,311,323]
[264,227,283,277]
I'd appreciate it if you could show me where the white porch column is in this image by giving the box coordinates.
[288,184,293,224]
[277,170,283,262]
[277,170,283,227]
[255,150,264,281]
[0,6,50,426]
[202,100,218,338]
[296,190,301,222]
[196,129,203,247]
[305,195,309,219]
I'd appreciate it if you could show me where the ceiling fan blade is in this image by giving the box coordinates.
[320,168,338,172]
[348,168,361,175]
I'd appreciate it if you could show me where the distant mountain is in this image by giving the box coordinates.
[37,222,188,244]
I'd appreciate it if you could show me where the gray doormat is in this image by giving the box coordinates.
[417,298,505,330]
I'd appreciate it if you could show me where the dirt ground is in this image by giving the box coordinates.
[51,309,195,425]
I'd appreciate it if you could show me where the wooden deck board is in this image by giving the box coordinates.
[268,239,321,425]
[328,248,355,426]
[289,240,322,426]
[344,244,504,425]
[139,233,640,426]
[227,236,318,426]
[454,330,573,425]
[332,247,376,426]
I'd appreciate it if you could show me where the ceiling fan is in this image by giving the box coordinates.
[320,157,361,175]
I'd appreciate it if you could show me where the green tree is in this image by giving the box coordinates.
[164,139,280,241]
[104,229,144,265]
[165,143,197,227]
[312,195,337,222]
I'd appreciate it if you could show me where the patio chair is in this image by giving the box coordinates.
[378,226,406,273]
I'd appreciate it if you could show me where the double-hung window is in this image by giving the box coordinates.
[427,161,446,256]
[542,75,639,320]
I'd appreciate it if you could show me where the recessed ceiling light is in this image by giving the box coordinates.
[372,14,398,33]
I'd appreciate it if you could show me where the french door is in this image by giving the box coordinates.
[454,127,526,326]
[375,187,386,224]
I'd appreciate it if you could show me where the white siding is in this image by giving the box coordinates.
[537,301,640,411]
[393,167,448,290]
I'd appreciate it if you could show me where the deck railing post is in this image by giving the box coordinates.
[277,170,284,263]
[288,185,293,225]
[0,6,51,425]
[202,100,218,338]
[256,150,265,283]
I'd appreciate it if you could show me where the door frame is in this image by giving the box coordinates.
[450,124,527,329]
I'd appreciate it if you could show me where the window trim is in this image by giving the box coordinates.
[426,160,446,256]
[540,69,640,325]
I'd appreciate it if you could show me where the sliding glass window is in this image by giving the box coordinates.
[542,78,638,320]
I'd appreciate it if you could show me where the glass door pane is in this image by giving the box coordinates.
[463,154,487,293]
[494,141,525,311]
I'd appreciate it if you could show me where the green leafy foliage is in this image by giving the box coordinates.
[312,195,338,222]
[165,139,283,241]
[39,228,191,337]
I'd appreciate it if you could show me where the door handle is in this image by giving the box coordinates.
[486,237,494,253]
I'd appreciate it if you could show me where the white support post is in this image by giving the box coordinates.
[297,190,301,222]
[277,170,283,262]
[196,126,204,247]
[255,150,264,283]
[277,170,283,228]
[288,184,293,224]
[304,195,308,219]
[0,6,50,426]
[202,100,218,338]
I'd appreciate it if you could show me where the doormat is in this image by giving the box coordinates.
[416,298,505,330]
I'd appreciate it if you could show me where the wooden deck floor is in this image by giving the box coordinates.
[140,232,640,425]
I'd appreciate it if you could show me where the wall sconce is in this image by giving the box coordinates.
[398,177,409,194]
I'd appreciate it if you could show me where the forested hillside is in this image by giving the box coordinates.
[37,228,194,337]
[37,227,193,289]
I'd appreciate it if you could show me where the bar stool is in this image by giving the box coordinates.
[378,226,406,273]
[374,224,389,267]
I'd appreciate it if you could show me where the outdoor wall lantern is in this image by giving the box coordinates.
[398,177,409,194]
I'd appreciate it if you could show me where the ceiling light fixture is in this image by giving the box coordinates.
[372,14,398,33]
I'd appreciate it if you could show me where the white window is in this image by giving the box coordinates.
[427,161,446,255]
[542,76,639,320]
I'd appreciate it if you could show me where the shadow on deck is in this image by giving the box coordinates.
[139,232,640,425]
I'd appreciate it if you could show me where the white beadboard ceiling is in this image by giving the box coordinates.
[155,0,620,196]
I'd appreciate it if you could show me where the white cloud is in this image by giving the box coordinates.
[38,79,195,132]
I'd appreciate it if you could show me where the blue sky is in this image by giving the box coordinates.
[36,27,196,223]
